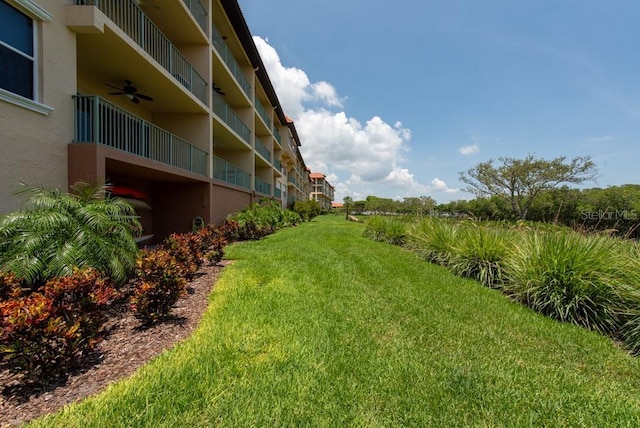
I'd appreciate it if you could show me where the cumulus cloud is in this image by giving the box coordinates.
[459,144,480,155]
[253,36,342,117]
[253,36,436,200]
[430,178,458,193]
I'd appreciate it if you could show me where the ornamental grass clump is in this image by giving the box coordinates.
[448,224,512,288]
[503,231,640,335]
[363,216,407,245]
[405,217,458,266]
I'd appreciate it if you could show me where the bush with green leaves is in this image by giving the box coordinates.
[405,217,459,266]
[363,216,407,245]
[229,200,301,239]
[292,199,321,221]
[0,182,140,285]
[448,223,513,288]
[0,268,116,383]
[502,231,640,334]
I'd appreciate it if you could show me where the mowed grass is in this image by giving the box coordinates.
[32,216,640,427]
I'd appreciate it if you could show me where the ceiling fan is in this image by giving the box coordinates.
[105,81,154,104]
[213,82,226,96]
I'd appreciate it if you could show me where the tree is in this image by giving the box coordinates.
[459,154,598,220]
[343,196,353,220]
[0,181,141,285]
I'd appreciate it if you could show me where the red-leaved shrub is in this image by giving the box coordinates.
[162,233,204,280]
[0,271,22,301]
[0,268,116,383]
[130,249,187,324]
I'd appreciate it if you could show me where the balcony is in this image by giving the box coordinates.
[213,91,250,145]
[74,0,207,105]
[74,95,208,176]
[287,176,300,189]
[274,159,283,172]
[213,156,251,189]
[255,137,272,163]
[255,177,271,196]
[274,187,282,198]
[255,100,272,130]
[182,0,207,35]
[274,128,282,145]
[212,24,251,97]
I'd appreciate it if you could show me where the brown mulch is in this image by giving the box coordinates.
[0,261,231,427]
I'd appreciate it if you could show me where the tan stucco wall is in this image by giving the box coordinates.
[211,183,252,224]
[0,0,76,214]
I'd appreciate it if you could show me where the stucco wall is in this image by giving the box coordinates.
[0,0,76,214]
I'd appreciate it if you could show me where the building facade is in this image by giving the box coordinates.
[0,0,320,243]
[309,172,335,210]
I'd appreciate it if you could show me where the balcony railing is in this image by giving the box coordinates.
[75,0,207,105]
[274,128,282,145]
[213,156,250,189]
[255,100,272,130]
[274,159,283,172]
[255,137,271,163]
[212,24,251,97]
[182,0,207,35]
[213,91,250,144]
[74,95,208,176]
[274,187,282,198]
[255,177,271,195]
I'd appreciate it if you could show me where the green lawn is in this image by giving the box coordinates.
[32,216,640,427]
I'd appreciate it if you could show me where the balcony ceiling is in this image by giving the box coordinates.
[76,27,207,114]
[141,1,207,45]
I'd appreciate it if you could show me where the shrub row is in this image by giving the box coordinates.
[365,216,640,354]
[130,221,229,323]
[1,200,301,384]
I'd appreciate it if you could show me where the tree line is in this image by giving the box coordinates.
[344,155,640,238]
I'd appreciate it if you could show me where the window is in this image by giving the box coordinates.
[0,0,34,99]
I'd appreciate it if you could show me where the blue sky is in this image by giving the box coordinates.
[240,0,640,203]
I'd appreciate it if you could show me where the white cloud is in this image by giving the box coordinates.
[253,36,434,201]
[459,144,480,155]
[430,178,459,194]
[253,36,342,117]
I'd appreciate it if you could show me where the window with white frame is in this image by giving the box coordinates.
[0,0,35,99]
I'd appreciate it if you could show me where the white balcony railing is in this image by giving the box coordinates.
[74,95,208,176]
[75,0,208,105]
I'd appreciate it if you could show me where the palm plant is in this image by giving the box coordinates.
[0,181,141,285]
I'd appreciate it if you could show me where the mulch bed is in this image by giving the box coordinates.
[0,261,230,427]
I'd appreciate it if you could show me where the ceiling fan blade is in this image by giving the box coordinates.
[109,92,126,95]
[136,94,154,101]
[105,83,124,91]
[132,97,140,104]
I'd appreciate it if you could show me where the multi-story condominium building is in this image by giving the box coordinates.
[0,0,317,243]
[309,172,335,210]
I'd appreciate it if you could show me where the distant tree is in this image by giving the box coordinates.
[343,196,353,220]
[459,154,598,220]
[353,200,366,215]
[365,196,395,214]
[401,196,436,216]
